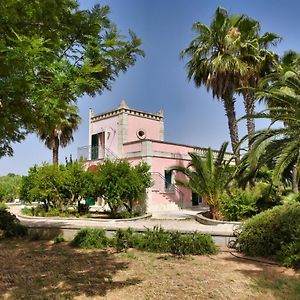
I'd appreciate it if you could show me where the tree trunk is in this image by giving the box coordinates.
[52,137,59,165]
[223,94,240,164]
[292,165,298,193]
[243,92,256,150]
[210,205,221,220]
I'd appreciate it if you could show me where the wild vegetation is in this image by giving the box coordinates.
[71,227,217,256]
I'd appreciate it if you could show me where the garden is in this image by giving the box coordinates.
[0,2,300,298]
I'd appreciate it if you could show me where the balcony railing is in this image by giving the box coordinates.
[77,145,118,161]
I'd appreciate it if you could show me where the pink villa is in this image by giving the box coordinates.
[78,101,231,213]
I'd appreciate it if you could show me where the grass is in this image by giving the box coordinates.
[0,239,299,299]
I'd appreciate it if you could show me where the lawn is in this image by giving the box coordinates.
[0,239,299,300]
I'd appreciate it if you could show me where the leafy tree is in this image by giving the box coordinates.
[0,0,144,157]
[0,174,22,202]
[61,160,97,212]
[95,160,152,215]
[27,163,64,211]
[173,142,234,219]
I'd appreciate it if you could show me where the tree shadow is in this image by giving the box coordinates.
[0,239,141,299]
[221,252,300,299]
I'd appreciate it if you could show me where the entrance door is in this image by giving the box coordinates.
[192,192,201,206]
[164,170,172,191]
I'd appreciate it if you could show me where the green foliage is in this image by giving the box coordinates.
[181,7,280,159]
[0,173,22,202]
[221,190,257,221]
[0,208,27,238]
[239,203,300,268]
[173,142,234,219]
[71,226,217,256]
[53,235,65,244]
[20,161,95,213]
[221,183,282,221]
[95,160,152,215]
[0,0,144,157]
[71,228,108,249]
[112,228,136,252]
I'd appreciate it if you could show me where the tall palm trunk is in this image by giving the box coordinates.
[244,92,256,188]
[243,92,256,150]
[292,165,298,193]
[52,137,59,165]
[223,94,240,164]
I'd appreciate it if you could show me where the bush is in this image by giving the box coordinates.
[53,235,65,244]
[135,227,172,253]
[71,228,108,249]
[221,183,282,221]
[112,228,136,251]
[71,226,217,256]
[238,203,300,268]
[0,208,27,238]
[221,190,257,221]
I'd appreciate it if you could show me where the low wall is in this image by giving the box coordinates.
[195,213,242,226]
[26,226,235,246]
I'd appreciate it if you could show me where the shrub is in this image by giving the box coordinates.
[112,228,136,251]
[71,226,217,255]
[238,203,300,268]
[221,183,282,221]
[0,208,27,238]
[135,227,172,253]
[220,190,257,221]
[54,235,65,244]
[71,228,108,249]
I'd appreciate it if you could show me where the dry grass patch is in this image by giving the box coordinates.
[0,239,299,299]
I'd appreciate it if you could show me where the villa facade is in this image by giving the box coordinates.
[78,101,231,213]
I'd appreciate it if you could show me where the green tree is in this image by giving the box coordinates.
[181,7,247,162]
[173,142,234,219]
[238,22,280,149]
[61,160,97,212]
[95,160,152,215]
[247,69,300,191]
[0,174,22,202]
[0,0,144,157]
[181,7,280,160]
[37,104,80,165]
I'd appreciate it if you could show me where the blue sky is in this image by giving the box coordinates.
[1,0,300,175]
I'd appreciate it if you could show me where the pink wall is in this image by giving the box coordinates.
[123,141,142,153]
[91,115,118,155]
[152,141,193,155]
[127,115,161,142]
[151,156,192,204]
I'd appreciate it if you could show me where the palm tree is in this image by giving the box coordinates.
[238,24,280,149]
[247,69,300,192]
[172,142,234,219]
[181,7,249,162]
[181,7,281,161]
[38,104,81,165]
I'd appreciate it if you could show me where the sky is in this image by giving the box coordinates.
[1,0,300,175]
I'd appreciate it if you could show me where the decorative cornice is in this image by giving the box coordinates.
[91,107,163,123]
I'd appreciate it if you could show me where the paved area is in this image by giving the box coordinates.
[8,205,236,236]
